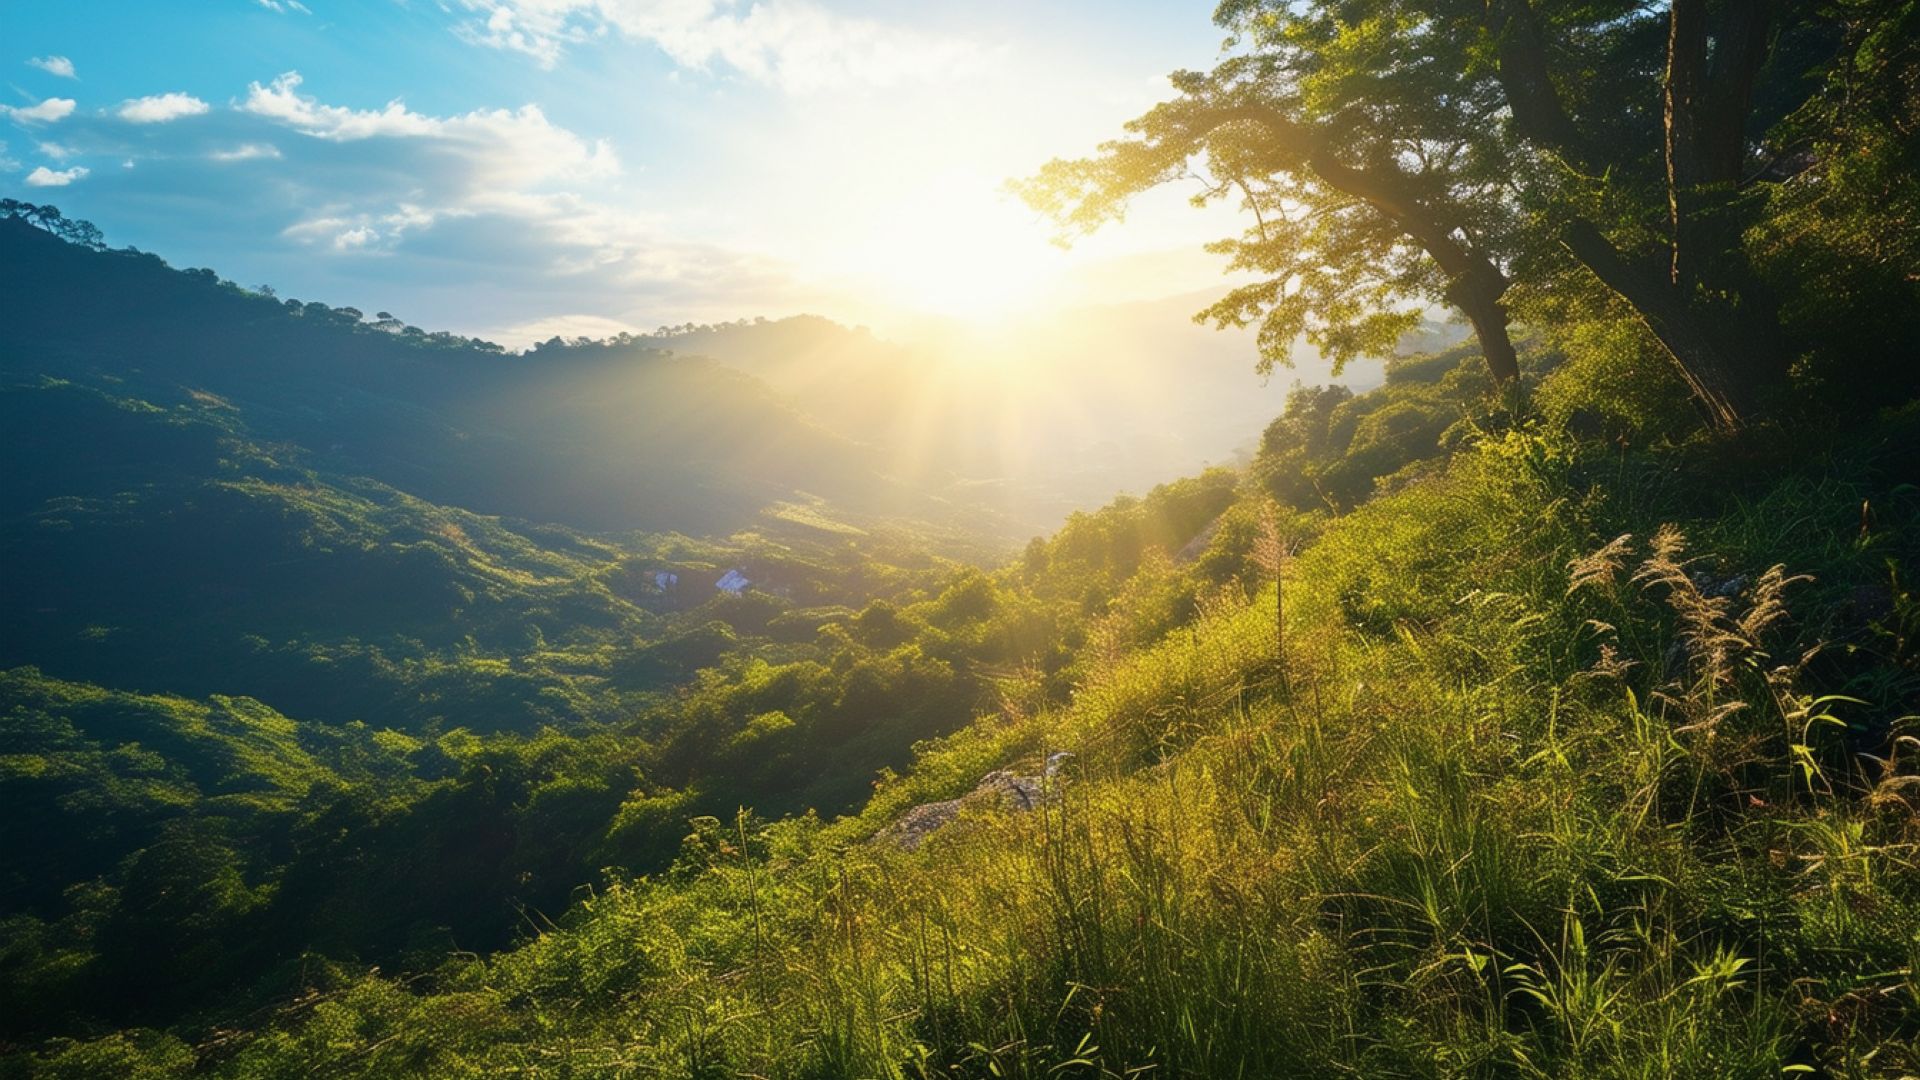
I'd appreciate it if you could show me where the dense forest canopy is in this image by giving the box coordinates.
[2,0,1920,1076]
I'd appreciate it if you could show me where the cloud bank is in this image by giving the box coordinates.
[454,0,980,92]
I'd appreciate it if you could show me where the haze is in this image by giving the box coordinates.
[3,1,1413,523]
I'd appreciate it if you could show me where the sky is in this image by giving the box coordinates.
[1,0,1250,346]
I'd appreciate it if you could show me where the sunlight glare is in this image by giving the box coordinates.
[831,172,1067,323]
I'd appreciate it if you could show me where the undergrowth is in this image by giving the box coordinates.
[14,415,1920,1079]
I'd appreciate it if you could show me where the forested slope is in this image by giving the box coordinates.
[13,356,1919,1076]
[0,216,997,539]
[5,0,1920,1073]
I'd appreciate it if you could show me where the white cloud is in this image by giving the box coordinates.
[28,55,77,79]
[256,0,313,12]
[229,75,626,261]
[490,313,643,346]
[242,72,448,138]
[36,140,73,161]
[333,225,378,248]
[210,142,284,162]
[119,93,212,123]
[3,97,77,124]
[283,204,444,253]
[453,0,980,92]
[0,142,18,172]
[243,72,617,186]
[25,164,88,186]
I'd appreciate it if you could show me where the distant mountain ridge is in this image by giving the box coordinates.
[0,215,1000,541]
[1,207,1409,541]
[645,302,1401,525]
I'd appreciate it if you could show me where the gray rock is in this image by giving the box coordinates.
[876,754,1073,851]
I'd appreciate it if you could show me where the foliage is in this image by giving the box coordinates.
[8,399,1916,1077]
[5,3,1920,1071]
[1021,0,1920,430]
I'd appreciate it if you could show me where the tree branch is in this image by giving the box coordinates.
[1483,0,1605,173]
[1198,101,1521,382]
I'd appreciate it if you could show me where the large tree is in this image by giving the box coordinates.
[1022,1,1849,431]
[1474,0,1811,428]
[1019,21,1531,387]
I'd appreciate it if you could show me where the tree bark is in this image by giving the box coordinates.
[1485,0,1600,171]
[1667,0,1773,286]
[1700,1,1773,187]
[1665,0,1712,195]
[1442,263,1523,384]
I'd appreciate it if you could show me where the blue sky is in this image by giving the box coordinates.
[2,1,1242,343]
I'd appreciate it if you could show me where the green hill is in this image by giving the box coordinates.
[12,379,1918,1076]
[5,0,1920,1070]
[0,216,998,541]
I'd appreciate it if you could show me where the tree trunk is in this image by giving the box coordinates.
[1665,0,1709,288]
[1444,265,1522,384]
[1666,0,1773,287]
[1700,1,1773,187]
[1486,0,1598,169]
[1562,221,1761,431]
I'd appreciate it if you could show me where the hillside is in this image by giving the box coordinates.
[5,0,1920,1073]
[5,205,1920,1079]
[0,212,1103,1038]
[0,217,998,541]
[7,182,1920,1074]
[10,350,1919,1075]
[5,214,1358,543]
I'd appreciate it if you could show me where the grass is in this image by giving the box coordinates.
[16,421,1920,1079]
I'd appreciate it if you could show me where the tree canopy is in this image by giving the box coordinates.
[1021,0,1920,431]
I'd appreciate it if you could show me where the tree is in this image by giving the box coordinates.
[0,199,106,249]
[1018,43,1529,386]
[1256,383,1354,507]
[1744,0,1920,395]
[1021,1,1853,431]
[1472,0,1818,429]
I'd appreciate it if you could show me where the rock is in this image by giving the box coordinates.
[1688,570,1749,598]
[1173,514,1225,564]
[876,753,1073,851]
[875,794,967,852]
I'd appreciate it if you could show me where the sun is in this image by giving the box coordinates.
[830,175,1069,324]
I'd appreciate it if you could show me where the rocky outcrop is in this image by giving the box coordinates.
[876,753,1072,851]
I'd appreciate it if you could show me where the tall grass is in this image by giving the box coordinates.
[30,428,1920,1079]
